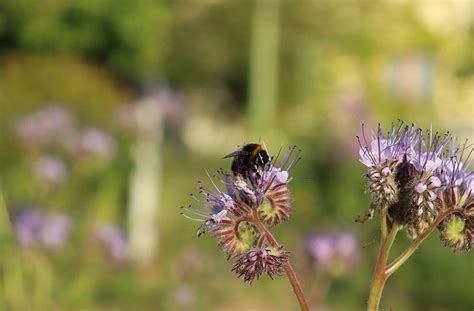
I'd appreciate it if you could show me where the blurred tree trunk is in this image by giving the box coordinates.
[128,99,163,265]
[248,0,281,134]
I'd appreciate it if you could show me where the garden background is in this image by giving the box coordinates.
[0,0,472,310]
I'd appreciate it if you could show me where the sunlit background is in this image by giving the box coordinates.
[0,0,473,310]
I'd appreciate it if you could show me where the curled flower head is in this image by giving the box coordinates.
[437,142,474,252]
[232,246,289,283]
[441,193,473,253]
[439,213,473,252]
[181,171,257,257]
[255,148,297,227]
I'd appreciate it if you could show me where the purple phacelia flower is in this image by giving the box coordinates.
[183,146,300,257]
[183,144,299,283]
[358,122,418,168]
[357,122,474,249]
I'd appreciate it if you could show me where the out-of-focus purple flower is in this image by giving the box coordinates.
[178,246,212,276]
[95,224,129,263]
[33,155,68,184]
[116,104,137,129]
[173,285,196,308]
[40,214,72,248]
[331,90,375,159]
[151,85,184,126]
[12,209,43,248]
[14,104,75,147]
[304,230,359,276]
[304,233,335,264]
[116,85,184,130]
[139,84,184,126]
[12,208,71,249]
[335,231,359,266]
[78,128,117,158]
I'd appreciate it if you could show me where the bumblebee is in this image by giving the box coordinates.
[224,143,270,178]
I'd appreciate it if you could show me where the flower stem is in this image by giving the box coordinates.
[380,206,388,242]
[385,207,463,276]
[282,261,310,311]
[367,224,399,311]
[252,211,310,311]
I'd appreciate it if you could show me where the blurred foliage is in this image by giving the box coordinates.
[0,53,130,167]
[0,0,473,310]
[0,0,169,80]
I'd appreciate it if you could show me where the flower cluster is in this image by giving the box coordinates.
[358,121,473,251]
[182,145,300,282]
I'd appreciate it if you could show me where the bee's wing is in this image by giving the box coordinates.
[223,149,243,158]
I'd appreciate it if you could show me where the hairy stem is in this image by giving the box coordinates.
[252,211,310,311]
[385,207,463,276]
[367,224,399,311]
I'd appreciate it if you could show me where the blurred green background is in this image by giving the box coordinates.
[0,0,473,310]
